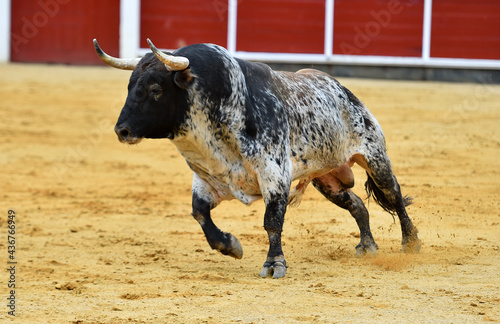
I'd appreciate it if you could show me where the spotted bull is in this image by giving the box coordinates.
[93,39,421,279]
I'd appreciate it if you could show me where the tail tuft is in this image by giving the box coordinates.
[402,195,413,208]
[364,172,413,218]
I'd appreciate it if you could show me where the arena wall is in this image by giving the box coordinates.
[3,0,500,81]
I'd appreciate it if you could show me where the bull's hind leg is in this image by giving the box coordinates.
[191,174,243,259]
[312,171,378,255]
[353,153,421,252]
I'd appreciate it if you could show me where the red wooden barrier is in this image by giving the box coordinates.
[11,0,120,65]
[431,0,500,60]
[333,0,424,57]
[140,0,228,50]
[9,0,500,66]
[237,0,325,54]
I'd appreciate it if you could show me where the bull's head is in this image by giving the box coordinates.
[93,39,194,143]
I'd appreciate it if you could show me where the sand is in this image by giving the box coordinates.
[0,63,499,323]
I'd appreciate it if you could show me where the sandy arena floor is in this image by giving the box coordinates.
[0,63,499,323]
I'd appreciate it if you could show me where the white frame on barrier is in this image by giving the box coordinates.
[120,0,141,59]
[0,0,11,62]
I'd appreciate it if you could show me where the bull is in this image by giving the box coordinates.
[93,38,421,279]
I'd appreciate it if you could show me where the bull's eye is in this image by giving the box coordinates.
[135,88,147,101]
[149,84,163,101]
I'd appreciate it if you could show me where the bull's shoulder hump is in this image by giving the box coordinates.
[235,58,273,82]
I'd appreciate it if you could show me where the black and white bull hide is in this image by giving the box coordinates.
[94,38,421,279]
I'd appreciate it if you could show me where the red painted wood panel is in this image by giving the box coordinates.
[140,0,228,49]
[11,0,120,64]
[333,0,424,57]
[237,0,325,54]
[431,0,500,60]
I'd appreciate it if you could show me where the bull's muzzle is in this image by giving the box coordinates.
[114,125,142,144]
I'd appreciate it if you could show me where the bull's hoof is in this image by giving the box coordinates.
[260,259,287,279]
[355,242,379,257]
[213,233,243,259]
[226,233,243,259]
[402,238,422,253]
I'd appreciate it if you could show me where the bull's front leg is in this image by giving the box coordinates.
[191,174,243,259]
[257,154,292,279]
[259,192,289,279]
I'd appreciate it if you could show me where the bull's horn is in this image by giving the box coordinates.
[93,39,140,70]
[147,38,189,71]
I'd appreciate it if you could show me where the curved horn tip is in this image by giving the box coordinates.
[146,38,189,71]
[92,38,139,70]
[93,39,106,58]
[147,38,159,52]
[93,39,101,51]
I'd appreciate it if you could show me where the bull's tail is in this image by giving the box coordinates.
[364,172,413,217]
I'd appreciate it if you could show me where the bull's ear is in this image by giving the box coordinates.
[174,68,196,89]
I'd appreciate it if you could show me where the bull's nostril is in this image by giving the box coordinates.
[115,125,130,141]
[119,129,130,139]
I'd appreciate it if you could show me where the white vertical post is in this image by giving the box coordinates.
[324,0,334,58]
[0,0,11,62]
[120,0,141,58]
[422,0,432,61]
[227,0,238,54]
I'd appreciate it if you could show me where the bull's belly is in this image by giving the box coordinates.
[193,156,346,206]
[175,135,352,205]
[290,142,353,180]
[291,158,342,181]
